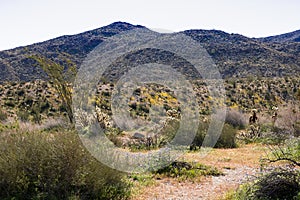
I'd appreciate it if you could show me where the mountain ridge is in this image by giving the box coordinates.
[258,29,300,43]
[0,22,299,82]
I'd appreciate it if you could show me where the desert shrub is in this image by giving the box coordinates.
[156,119,180,147]
[127,119,180,151]
[238,123,292,145]
[31,55,75,123]
[17,109,31,121]
[155,161,222,181]
[31,104,42,124]
[238,125,289,145]
[254,169,300,200]
[40,118,68,132]
[16,89,25,96]
[259,123,273,133]
[105,128,124,147]
[0,109,8,121]
[294,122,300,137]
[0,122,19,133]
[40,101,50,113]
[0,129,131,199]
[232,168,300,200]
[4,100,15,108]
[226,182,255,200]
[215,123,238,148]
[191,122,238,149]
[263,138,300,167]
[225,109,247,129]
[275,103,300,136]
[258,133,289,145]
[129,174,155,187]
[190,121,209,150]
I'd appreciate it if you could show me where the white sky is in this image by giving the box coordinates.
[1,0,300,51]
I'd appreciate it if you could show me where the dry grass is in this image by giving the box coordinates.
[185,143,270,169]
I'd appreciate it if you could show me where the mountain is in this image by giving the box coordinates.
[0,22,144,82]
[0,22,299,82]
[183,29,300,78]
[258,29,300,43]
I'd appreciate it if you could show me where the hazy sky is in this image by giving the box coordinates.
[1,0,300,51]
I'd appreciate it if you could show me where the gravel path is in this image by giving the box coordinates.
[136,166,258,200]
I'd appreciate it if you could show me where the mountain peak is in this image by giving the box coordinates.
[99,21,145,33]
[106,21,144,28]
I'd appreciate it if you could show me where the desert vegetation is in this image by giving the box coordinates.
[1,76,299,199]
[0,121,131,199]
[0,23,299,198]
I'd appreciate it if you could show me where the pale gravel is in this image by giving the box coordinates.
[136,166,258,200]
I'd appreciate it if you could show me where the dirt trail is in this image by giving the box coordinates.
[133,144,267,200]
[135,167,258,200]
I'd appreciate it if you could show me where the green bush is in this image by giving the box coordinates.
[215,123,238,148]
[190,122,208,150]
[0,129,131,199]
[232,168,300,200]
[259,130,290,145]
[191,122,238,149]
[155,161,223,181]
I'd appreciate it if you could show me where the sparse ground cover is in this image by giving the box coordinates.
[1,77,300,123]
[0,77,299,199]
